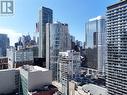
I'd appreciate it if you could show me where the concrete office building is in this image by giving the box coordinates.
[85,16,106,76]
[0,69,19,94]
[39,6,53,58]
[46,22,71,80]
[57,50,80,95]
[0,34,10,56]
[19,65,53,95]
[15,49,33,67]
[106,0,127,95]
[0,65,57,95]
[7,47,34,68]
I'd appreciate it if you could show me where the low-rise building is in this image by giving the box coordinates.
[0,65,58,95]
[19,65,52,94]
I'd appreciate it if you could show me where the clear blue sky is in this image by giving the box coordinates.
[0,0,118,45]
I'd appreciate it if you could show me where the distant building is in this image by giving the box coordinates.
[14,49,33,67]
[23,35,36,47]
[0,34,10,56]
[57,50,81,95]
[39,6,53,58]
[106,0,127,95]
[7,47,15,69]
[24,45,38,58]
[0,57,8,69]
[33,58,46,68]
[15,35,37,50]
[46,22,71,80]
[15,37,23,50]
[70,35,76,50]
[85,16,106,76]
[7,47,34,68]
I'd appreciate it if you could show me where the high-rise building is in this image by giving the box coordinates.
[106,0,127,95]
[85,16,106,76]
[0,34,10,56]
[70,35,75,50]
[46,22,71,80]
[39,7,53,58]
[57,50,81,95]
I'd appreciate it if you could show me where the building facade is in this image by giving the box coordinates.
[46,22,71,80]
[0,34,10,56]
[7,47,34,68]
[85,16,106,76]
[106,0,127,95]
[0,69,19,95]
[7,47,15,69]
[0,65,57,95]
[14,49,33,67]
[39,6,53,58]
[19,65,53,95]
[57,50,81,95]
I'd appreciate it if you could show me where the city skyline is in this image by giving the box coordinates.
[0,0,127,95]
[0,0,118,46]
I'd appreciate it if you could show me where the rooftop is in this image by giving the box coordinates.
[82,84,107,95]
[30,84,58,95]
[89,16,105,21]
[107,0,127,9]
[0,67,19,71]
[59,50,80,57]
[20,65,49,72]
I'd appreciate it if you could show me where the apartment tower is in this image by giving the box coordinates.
[106,0,127,94]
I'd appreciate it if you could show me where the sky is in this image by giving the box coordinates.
[0,0,118,46]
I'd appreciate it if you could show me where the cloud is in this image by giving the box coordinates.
[0,28,22,46]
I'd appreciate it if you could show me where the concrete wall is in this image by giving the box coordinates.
[0,69,16,94]
[28,70,52,91]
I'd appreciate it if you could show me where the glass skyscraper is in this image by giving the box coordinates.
[0,34,10,56]
[39,6,53,58]
[106,0,127,94]
[46,22,71,80]
[85,16,106,76]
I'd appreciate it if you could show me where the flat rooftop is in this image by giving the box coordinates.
[82,84,107,95]
[20,65,49,72]
[0,68,18,72]
[30,84,58,93]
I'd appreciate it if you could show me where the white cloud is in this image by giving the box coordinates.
[0,28,22,46]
